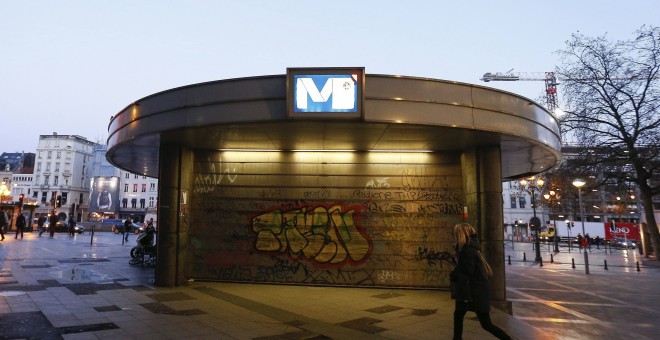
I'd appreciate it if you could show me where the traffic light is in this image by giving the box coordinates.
[18,194,24,207]
[56,195,62,208]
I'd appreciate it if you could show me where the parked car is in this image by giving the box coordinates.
[112,221,144,234]
[43,221,85,234]
[610,237,636,249]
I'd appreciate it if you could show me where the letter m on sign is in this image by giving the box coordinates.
[294,75,357,112]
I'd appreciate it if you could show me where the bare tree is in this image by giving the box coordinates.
[556,26,660,259]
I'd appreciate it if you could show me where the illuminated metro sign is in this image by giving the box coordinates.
[287,67,364,119]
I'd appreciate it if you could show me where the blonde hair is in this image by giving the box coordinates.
[454,223,493,277]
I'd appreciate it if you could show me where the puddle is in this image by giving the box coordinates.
[0,291,27,296]
[49,267,109,282]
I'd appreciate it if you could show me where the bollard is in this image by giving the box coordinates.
[637,261,641,272]
[539,257,543,267]
[523,252,527,262]
[508,255,511,265]
[550,254,554,263]
[571,258,576,269]
[604,260,608,270]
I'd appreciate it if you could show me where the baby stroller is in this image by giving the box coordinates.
[129,225,156,267]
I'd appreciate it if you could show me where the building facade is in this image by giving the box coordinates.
[117,170,158,223]
[89,143,158,223]
[31,133,97,221]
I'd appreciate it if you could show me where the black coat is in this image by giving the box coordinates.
[450,236,491,313]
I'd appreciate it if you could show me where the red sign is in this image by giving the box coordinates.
[604,222,640,241]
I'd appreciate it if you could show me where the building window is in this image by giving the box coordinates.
[143,176,147,180]
[47,151,52,159]
[55,163,60,172]
[510,196,516,209]
[124,184,129,192]
[149,197,154,208]
[44,175,49,185]
[131,198,137,208]
[150,183,156,192]
[133,184,138,192]
[46,163,51,171]
[140,199,145,209]
[125,173,129,179]
[37,162,41,171]
[134,174,138,179]
[62,192,68,205]
[122,198,128,208]
[518,196,527,209]
[41,192,47,203]
[56,151,61,159]
[142,184,146,192]
[54,176,59,185]
[66,151,71,159]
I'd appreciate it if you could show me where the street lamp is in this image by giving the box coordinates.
[519,176,545,262]
[572,178,589,274]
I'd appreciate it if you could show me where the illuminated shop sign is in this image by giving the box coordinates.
[287,67,364,119]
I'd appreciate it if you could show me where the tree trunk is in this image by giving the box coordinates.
[640,186,660,260]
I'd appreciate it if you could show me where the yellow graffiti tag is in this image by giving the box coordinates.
[252,205,371,265]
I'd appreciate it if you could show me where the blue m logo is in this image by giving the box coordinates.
[294,75,358,112]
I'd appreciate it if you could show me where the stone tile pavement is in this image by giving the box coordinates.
[3,231,657,339]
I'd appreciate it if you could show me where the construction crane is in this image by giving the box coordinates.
[481,71,559,113]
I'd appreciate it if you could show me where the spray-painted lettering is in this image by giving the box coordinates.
[252,204,372,267]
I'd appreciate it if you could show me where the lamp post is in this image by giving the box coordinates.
[519,176,545,262]
[572,179,589,274]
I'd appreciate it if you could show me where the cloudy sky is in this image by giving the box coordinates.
[1,0,657,152]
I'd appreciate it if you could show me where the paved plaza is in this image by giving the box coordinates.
[504,241,660,339]
[1,231,658,339]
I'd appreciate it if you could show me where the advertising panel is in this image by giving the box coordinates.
[605,222,640,241]
[89,177,119,213]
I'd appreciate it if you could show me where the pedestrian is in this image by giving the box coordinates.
[15,213,26,239]
[124,219,131,241]
[68,217,76,236]
[0,210,7,241]
[585,233,592,252]
[577,233,583,251]
[595,235,601,249]
[37,214,46,237]
[450,223,511,340]
[581,236,589,252]
[49,213,58,238]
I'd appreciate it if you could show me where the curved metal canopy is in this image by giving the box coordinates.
[107,74,562,180]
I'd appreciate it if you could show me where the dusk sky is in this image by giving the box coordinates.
[1,1,658,153]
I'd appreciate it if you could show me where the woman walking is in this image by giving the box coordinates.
[450,223,511,340]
